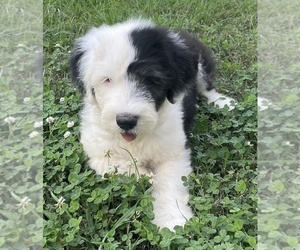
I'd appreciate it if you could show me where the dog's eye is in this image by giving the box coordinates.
[100,77,112,84]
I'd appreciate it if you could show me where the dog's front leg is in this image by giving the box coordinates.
[89,156,149,176]
[89,157,116,175]
[151,161,193,230]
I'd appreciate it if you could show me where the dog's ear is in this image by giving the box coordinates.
[70,44,86,95]
[164,55,197,105]
[165,31,216,105]
[164,38,199,104]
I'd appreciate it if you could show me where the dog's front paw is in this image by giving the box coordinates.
[152,216,189,230]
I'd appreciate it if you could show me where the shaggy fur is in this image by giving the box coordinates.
[70,19,235,229]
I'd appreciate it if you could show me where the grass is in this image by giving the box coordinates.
[257,1,300,249]
[42,0,258,249]
[0,0,42,249]
[0,0,297,248]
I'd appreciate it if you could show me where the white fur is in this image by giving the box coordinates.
[197,63,237,110]
[76,20,193,229]
[201,88,237,110]
[80,100,193,229]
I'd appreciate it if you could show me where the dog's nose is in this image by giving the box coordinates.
[116,114,138,131]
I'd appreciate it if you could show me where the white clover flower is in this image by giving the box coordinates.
[126,157,139,176]
[146,172,156,185]
[23,97,30,103]
[34,121,43,128]
[64,131,71,138]
[60,97,65,103]
[4,116,16,124]
[46,116,54,123]
[131,157,138,165]
[16,196,31,209]
[127,158,138,168]
[54,196,65,209]
[146,172,155,178]
[149,178,156,185]
[29,131,39,138]
[67,121,74,128]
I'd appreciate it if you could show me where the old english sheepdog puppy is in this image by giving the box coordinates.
[70,19,235,230]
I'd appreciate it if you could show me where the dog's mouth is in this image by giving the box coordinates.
[121,132,137,142]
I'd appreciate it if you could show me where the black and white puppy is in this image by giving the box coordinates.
[70,19,235,230]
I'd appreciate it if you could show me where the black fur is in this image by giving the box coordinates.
[179,31,215,90]
[128,27,199,109]
[128,26,215,134]
[70,47,85,94]
[178,31,216,132]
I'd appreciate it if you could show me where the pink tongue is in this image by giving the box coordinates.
[122,132,137,141]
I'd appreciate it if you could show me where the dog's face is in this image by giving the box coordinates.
[70,20,198,142]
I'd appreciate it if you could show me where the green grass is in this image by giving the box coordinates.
[257,1,300,249]
[43,0,257,249]
[0,0,43,249]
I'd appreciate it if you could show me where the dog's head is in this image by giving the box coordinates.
[70,19,198,142]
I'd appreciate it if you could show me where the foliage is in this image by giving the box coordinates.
[43,0,257,249]
[257,0,300,249]
[0,0,43,249]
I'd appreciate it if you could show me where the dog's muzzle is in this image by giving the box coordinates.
[116,113,138,141]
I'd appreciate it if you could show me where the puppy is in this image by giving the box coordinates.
[70,19,235,229]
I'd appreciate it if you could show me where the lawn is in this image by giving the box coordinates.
[0,0,43,249]
[43,0,257,249]
[258,1,300,249]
